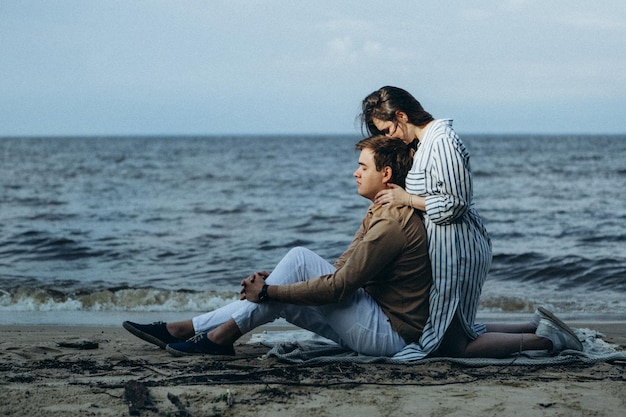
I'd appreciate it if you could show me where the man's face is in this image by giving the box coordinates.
[353,148,388,201]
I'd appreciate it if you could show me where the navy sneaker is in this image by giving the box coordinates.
[123,321,184,349]
[166,332,236,357]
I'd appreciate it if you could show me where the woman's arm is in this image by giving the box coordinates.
[422,136,471,224]
[374,184,426,211]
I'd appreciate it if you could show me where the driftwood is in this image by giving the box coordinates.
[124,380,156,415]
[168,392,194,417]
[57,340,99,350]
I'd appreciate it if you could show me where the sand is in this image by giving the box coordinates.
[1,322,625,417]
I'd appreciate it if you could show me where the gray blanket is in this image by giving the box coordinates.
[252,328,626,366]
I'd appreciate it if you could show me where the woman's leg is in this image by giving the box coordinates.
[435,312,550,358]
[485,323,536,333]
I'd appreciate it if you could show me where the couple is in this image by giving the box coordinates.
[124,87,583,359]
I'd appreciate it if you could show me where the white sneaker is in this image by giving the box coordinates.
[530,306,565,328]
[536,316,583,353]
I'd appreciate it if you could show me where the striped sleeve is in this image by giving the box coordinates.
[423,130,472,225]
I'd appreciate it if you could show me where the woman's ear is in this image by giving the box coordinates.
[395,110,408,122]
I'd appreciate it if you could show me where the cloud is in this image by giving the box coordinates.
[556,12,626,32]
[1,0,625,135]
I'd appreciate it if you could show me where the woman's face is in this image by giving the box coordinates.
[372,117,411,144]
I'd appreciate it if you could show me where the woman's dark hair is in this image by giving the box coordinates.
[360,86,434,136]
[355,135,412,188]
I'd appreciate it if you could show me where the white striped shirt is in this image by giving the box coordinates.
[394,119,492,361]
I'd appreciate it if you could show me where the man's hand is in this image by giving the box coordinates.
[240,271,269,303]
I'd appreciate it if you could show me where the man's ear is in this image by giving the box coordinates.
[382,166,393,184]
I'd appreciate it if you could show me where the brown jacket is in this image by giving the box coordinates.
[273,204,432,343]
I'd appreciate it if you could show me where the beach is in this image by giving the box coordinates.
[2,135,626,415]
[1,322,624,417]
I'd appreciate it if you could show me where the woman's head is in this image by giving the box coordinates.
[360,86,434,138]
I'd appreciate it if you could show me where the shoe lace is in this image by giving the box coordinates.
[187,333,207,343]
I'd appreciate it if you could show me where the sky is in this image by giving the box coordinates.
[1,0,625,136]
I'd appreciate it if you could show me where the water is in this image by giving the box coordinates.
[1,134,625,325]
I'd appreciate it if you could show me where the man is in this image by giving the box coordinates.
[123,135,432,357]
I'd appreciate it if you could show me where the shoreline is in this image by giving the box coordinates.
[3,309,626,327]
[2,322,625,416]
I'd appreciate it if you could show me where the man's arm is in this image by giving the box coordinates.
[243,216,407,305]
[332,218,367,270]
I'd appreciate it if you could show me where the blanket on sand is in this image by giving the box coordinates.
[250,328,626,366]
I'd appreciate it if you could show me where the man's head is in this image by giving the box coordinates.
[353,135,412,201]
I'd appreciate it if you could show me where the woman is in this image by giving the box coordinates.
[360,86,582,358]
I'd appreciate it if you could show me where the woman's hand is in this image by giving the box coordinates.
[375,184,409,207]
[240,271,269,302]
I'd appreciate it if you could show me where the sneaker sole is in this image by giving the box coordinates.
[122,321,167,349]
[165,340,236,357]
[537,307,583,351]
[165,345,196,357]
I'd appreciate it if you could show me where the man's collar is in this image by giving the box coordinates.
[368,203,384,215]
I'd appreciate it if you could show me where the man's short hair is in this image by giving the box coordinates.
[355,136,412,188]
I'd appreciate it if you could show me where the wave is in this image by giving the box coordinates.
[489,253,626,292]
[0,287,238,313]
[2,283,624,321]
[1,230,111,262]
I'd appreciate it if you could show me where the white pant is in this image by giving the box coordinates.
[192,247,407,356]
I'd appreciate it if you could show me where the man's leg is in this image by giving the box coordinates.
[125,247,335,349]
[316,288,407,356]
[229,247,342,338]
[168,247,407,356]
[167,247,347,355]
[228,247,407,355]
[203,288,408,357]
[191,247,341,337]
